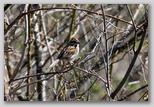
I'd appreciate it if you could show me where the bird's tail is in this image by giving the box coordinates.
[49,59,60,69]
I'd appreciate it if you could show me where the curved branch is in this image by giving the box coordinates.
[4,7,135,36]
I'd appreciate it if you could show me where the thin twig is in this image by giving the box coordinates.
[118,84,148,101]
[100,5,111,99]
[126,4,137,53]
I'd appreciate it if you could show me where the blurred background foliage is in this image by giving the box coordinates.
[4,4,148,101]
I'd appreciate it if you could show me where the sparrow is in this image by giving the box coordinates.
[49,37,80,69]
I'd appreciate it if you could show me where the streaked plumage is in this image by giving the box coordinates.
[49,37,80,68]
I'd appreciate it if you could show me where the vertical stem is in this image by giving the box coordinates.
[101,5,111,100]
[40,5,48,101]
[33,4,44,101]
[4,59,11,101]
[25,4,31,100]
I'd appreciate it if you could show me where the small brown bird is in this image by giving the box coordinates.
[49,37,80,69]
